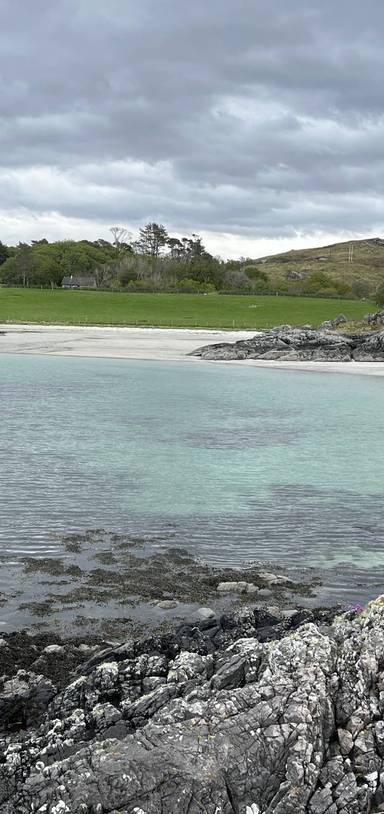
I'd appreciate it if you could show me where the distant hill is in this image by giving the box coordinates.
[247,237,384,298]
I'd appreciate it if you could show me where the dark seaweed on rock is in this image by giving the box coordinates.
[3,599,384,812]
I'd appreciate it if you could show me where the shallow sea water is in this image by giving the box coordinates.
[0,352,384,626]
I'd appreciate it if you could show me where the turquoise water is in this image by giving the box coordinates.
[0,353,384,616]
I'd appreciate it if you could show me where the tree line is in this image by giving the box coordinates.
[0,223,272,294]
[0,222,382,301]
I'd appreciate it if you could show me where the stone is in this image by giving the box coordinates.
[210,653,246,690]
[281,609,299,620]
[286,269,305,280]
[43,645,65,655]
[90,702,122,731]
[156,600,178,609]
[216,581,248,593]
[76,644,100,653]
[266,606,282,618]
[258,570,293,586]
[338,727,354,754]
[309,786,335,814]
[334,313,348,325]
[193,607,216,622]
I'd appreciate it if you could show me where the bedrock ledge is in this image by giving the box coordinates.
[2,599,384,812]
[191,326,384,362]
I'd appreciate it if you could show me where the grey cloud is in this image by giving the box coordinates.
[0,0,384,244]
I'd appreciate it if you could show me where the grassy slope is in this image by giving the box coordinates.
[257,238,384,288]
[0,288,374,329]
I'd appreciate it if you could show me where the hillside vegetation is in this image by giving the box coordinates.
[0,288,374,329]
[255,237,384,298]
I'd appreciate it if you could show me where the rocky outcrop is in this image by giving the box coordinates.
[286,270,307,280]
[353,330,384,361]
[191,326,384,363]
[4,601,384,811]
[319,314,348,331]
[364,310,384,328]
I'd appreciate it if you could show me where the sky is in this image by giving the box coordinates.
[1,0,384,258]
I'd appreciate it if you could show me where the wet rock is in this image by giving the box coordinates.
[192,607,216,623]
[197,606,216,620]
[156,599,178,609]
[258,570,293,587]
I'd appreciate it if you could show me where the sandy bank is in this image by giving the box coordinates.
[1,323,384,375]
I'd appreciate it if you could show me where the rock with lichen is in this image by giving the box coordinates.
[191,326,384,363]
[4,601,384,811]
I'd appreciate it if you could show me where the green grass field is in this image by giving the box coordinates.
[0,288,375,329]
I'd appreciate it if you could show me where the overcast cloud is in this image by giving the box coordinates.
[1,0,384,257]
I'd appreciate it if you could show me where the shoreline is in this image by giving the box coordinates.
[1,322,384,375]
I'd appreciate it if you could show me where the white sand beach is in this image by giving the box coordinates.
[0,323,384,375]
[0,324,255,361]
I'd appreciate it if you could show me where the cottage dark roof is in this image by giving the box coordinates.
[61,275,96,287]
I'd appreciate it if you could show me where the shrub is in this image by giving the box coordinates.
[242,265,268,283]
[352,280,371,299]
[176,278,216,293]
[333,280,352,297]
[304,271,333,294]
[222,270,253,291]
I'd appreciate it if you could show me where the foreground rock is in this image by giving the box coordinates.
[5,600,384,811]
[191,326,384,362]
